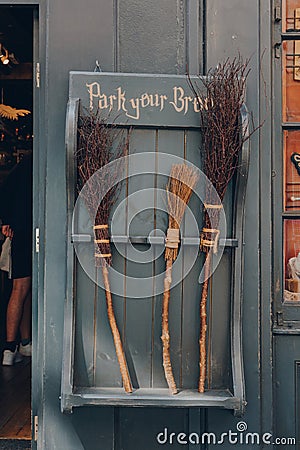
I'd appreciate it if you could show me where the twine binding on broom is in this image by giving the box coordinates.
[200,227,220,254]
[94,224,112,259]
[203,203,223,210]
[93,224,109,230]
[165,228,180,249]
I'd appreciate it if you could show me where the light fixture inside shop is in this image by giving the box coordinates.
[0,45,9,65]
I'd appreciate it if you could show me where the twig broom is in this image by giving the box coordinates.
[76,112,132,393]
[189,56,256,393]
[162,163,199,394]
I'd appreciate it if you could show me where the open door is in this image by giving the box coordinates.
[0,5,37,447]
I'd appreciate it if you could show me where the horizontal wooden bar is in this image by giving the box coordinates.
[282,32,300,40]
[62,388,241,410]
[282,212,300,217]
[273,326,300,334]
[282,122,300,128]
[71,234,238,247]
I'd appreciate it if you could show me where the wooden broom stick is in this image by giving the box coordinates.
[198,251,211,393]
[198,210,222,392]
[162,258,177,394]
[93,222,132,393]
[102,266,132,393]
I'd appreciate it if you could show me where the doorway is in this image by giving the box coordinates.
[0,5,35,446]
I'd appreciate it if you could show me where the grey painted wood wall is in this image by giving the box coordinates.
[4,0,281,449]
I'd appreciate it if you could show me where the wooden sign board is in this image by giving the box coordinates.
[69,72,204,128]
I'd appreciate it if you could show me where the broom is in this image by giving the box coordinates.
[162,163,199,394]
[76,112,132,393]
[189,56,254,392]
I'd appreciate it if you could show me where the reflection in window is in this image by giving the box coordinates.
[282,1,300,32]
[284,130,300,210]
[283,40,300,122]
[284,219,300,301]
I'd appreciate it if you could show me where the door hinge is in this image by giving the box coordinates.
[277,311,283,326]
[35,62,40,88]
[35,228,40,253]
[274,43,281,59]
[274,6,281,22]
[34,415,38,441]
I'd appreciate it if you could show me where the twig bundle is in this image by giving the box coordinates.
[76,112,132,393]
[189,56,254,393]
[162,164,199,394]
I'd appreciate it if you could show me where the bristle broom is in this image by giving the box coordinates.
[162,163,199,394]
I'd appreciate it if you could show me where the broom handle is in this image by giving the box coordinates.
[102,266,133,393]
[198,251,212,393]
[161,258,178,395]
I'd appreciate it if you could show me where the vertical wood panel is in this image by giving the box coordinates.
[258,0,273,437]
[118,407,189,450]
[296,361,300,446]
[40,0,116,446]
[274,335,298,444]
[209,184,233,389]
[151,139,169,387]
[152,130,185,388]
[72,190,97,387]
[206,0,261,439]
[71,407,115,450]
[181,130,202,389]
[74,264,97,387]
[209,253,231,389]
[93,132,129,388]
[125,129,156,388]
[186,0,203,74]
[118,0,186,74]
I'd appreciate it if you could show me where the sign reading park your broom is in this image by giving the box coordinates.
[69,72,204,128]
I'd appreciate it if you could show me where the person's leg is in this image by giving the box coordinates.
[6,276,31,344]
[19,289,32,342]
[2,276,31,365]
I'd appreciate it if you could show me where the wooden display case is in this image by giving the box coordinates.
[61,72,250,415]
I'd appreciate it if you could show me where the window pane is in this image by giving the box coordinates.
[282,0,300,33]
[284,219,300,301]
[283,40,300,122]
[284,130,300,210]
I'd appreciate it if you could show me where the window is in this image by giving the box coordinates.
[282,3,300,304]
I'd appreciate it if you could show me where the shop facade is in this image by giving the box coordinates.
[0,0,297,449]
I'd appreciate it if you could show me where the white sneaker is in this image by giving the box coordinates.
[19,342,32,357]
[2,348,23,366]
